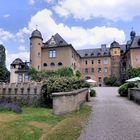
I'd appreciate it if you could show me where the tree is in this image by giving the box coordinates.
[75,70,81,78]
[0,45,10,82]
[126,67,140,79]
[103,76,120,86]
[0,66,10,82]
[28,67,41,81]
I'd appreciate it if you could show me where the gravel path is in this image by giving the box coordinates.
[79,87,140,140]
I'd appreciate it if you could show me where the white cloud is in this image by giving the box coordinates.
[29,0,35,5]
[0,28,14,42]
[28,9,125,49]
[6,51,29,70]
[54,0,140,21]
[3,14,10,18]
[18,45,26,51]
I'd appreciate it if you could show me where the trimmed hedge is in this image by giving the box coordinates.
[90,89,96,97]
[118,82,135,96]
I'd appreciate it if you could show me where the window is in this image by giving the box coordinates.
[91,68,94,73]
[50,62,55,66]
[91,60,94,64]
[98,59,101,64]
[49,50,56,58]
[58,62,63,66]
[18,74,23,83]
[38,65,40,70]
[85,53,88,56]
[98,77,102,82]
[24,74,29,82]
[85,60,88,65]
[38,52,41,57]
[104,58,108,64]
[38,43,41,45]
[85,68,88,74]
[43,63,47,67]
[91,53,94,56]
[104,67,108,73]
[98,68,102,73]
[114,51,117,54]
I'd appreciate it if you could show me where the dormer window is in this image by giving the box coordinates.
[59,40,63,44]
[49,36,56,47]
[91,53,94,56]
[85,53,88,56]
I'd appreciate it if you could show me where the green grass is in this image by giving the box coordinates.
[0,105,91,140]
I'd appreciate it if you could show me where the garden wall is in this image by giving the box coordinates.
[128,88,140,103]
[52,88,89,115]
[0,83,42,105]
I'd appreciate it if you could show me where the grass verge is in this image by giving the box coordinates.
[0,104,91,140]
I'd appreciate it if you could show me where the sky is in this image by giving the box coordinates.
[1,0,140,70]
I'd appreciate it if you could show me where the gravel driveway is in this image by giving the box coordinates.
[79,87,140,140]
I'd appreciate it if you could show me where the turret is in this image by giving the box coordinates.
[130,30,136,40]
[30,29,43,71]
[110,40,121,80]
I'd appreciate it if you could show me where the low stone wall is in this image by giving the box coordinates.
[0,83,42,105]
[52,88,89,115]
[128,88,140,103]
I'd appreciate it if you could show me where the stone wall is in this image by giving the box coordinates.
[128,88,140,103]
[52,88,89,115]
[0,83,42,105]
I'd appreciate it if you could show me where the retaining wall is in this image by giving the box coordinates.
[128,88,140,103]
[52,88,89,115]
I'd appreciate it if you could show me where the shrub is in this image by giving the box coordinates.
[118,82,135,97]
[90,89,96,97]
[40,77,90,107]
[104,76,121,87]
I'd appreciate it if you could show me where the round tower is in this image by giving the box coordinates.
[110,41,121,80]
[30,29,43,71]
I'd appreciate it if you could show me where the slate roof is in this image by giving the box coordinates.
[30,29,43,40]
[77,47,110,58]
[130,36,140,49]
[110,40,120,48]
[43,33,68,48]
[11,58,23,65]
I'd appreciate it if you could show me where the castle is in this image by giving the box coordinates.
[10,29,140,86]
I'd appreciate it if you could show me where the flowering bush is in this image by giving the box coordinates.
[0,97,22,113]
[40,77,90,107]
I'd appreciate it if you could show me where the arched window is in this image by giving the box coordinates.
[50,62,55,66]
[43,63,47,67]
[58,62,63,66]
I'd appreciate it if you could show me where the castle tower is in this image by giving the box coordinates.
[110,41,121,80]
[30,29,43,71]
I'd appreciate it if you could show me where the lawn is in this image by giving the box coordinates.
[0,105,91,140]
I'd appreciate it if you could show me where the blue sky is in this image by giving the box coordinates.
[0,0,140,69]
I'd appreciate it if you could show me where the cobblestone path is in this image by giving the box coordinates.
[79,87,140,140]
